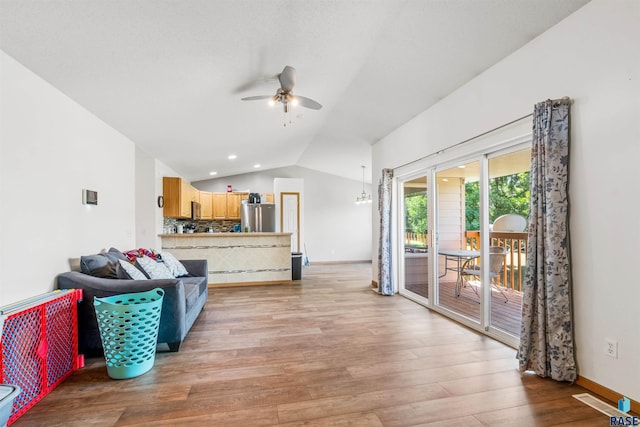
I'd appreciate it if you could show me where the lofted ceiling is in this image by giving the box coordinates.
[0,0,590,183]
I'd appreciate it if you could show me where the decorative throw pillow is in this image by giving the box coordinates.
[107,247,128,262]
[80,254,110,275]
[160,252,189,277]
[117,259,148,280]
[80,249,129,277]
[137,256,174,280]
[88,261,119,279]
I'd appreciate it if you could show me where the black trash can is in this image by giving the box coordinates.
[291,252,303,280]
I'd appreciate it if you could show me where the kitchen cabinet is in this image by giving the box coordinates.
[163,177,198,219]
[212,193,228,219]
[199,191,213,220]
[265,193,274,203]
[227,193,243,219]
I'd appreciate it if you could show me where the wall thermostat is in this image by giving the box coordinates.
[82,189,98,205]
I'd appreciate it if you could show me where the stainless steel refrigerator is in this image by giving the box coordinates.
[240,203,276,232]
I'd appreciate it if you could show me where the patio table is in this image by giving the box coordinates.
[437,249,480,296]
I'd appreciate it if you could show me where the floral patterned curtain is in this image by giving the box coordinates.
[378,168,394,295]
[518,98,576,382]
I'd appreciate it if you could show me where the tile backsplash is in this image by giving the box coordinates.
[163,217,240,234]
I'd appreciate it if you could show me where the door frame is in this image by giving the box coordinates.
[280,192,301,252]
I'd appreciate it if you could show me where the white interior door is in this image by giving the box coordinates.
[281,192,300,252]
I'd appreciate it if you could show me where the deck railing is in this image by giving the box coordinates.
[405,232,428,252]
[465,230,528,292]
[403,230,527,291]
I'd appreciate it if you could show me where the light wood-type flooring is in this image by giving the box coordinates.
[14,263,613,426]
[405,279,523,336]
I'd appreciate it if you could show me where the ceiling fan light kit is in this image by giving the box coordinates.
[241,65,322,116]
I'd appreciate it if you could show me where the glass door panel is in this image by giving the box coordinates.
[402,176,429,299]
[435,160,481,323]
[487,148,531,336]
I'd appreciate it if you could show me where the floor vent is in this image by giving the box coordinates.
[573,393,627,417]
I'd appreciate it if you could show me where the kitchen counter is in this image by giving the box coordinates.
[160,232,293,287]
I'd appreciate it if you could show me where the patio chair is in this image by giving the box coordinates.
[458,246,509,303]
[492,214,527,232]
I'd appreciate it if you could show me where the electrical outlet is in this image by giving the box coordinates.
[605,338,618,359]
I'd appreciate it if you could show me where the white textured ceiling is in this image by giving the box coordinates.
[0,0,590,183]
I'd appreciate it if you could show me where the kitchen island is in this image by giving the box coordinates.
[160,232,293,287]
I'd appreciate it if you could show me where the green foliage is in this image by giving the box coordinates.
[404,192,427,234]
[464,172,530,230]
[465,181,480,230]
[404,172,530,235]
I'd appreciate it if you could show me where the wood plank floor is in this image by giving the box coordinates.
[14,263,613,426]
[405,279,523,336]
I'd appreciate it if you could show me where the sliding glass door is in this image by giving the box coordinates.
[399,176,429,301]
[434,159,481,324]
[395,143,530,346]
[487,148,530,336]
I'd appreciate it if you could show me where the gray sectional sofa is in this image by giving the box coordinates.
[57,248,208,357]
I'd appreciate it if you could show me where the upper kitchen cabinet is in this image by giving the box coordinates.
[163,177,198,218]
[212,193,228,219]
[227,193,243,219]
[199,191,213,220]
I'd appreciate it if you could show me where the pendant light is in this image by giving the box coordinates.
[356,165,372,204]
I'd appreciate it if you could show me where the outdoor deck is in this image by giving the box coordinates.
[405,278,523,336]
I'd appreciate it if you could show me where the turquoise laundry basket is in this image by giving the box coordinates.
[94,288,164,379]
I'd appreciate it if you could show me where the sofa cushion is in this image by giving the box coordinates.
[89,262,119,279]
[117,260,148,280]
[137,256,174,280]
[80,254,109,275]
[107,247,128,262]
[81,249,138,279]
[160,252,189,277]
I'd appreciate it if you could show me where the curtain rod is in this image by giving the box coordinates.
[393,96,572,170]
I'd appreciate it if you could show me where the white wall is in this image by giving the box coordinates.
[195,165,372,262]
[135,147,156,250]
[371,0,639,401]
[0,50,136,306]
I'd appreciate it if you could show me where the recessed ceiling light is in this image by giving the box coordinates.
[458,165,466,168]
[209,171,217,176]
[228,154,237,160]
[253,164,261,168]
[442,178,449,182]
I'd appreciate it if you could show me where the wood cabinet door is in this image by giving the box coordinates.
[212,193,227,219]
[162,177,180,218]
[227,193,243,219]
[179,179,193,218]
[265,193,274,203]
[200,191,213,219]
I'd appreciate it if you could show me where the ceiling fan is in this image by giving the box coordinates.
[241,66,322,113]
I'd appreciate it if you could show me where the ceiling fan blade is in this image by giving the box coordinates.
[295,95,322,110]
[278,66,296,93]
[233,75,278,94]
[241,95,273,101]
